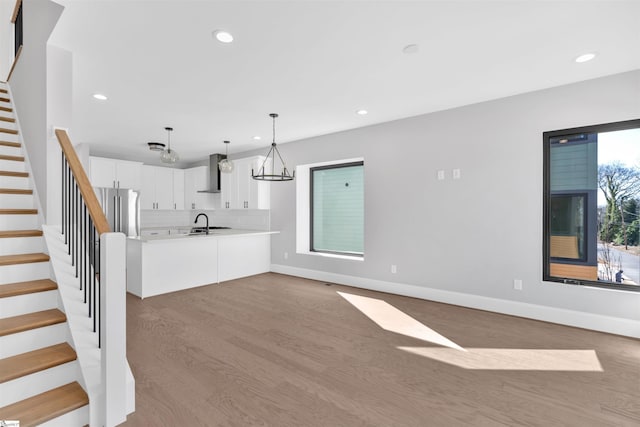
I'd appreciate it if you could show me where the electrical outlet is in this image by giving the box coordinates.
[391,265,397,274]
[513,279,523,290]
[453,168,461,180]
[284,252,288,260]
[437,170,445,181]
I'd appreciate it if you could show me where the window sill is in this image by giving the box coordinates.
[298,250,364,261]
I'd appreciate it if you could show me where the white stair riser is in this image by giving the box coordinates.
[0,236,44,256]
[0,145,21,157]
[0,132,19,143]
[0,214,38,230]
[0,175,28,188]
[0,261,50,285]
[0,121,17,130]
[0,159,25,172]
[0,322,67,358]
[0,193,34,208]
[0,289,57,319]
[0,360,80,407]
[40,404,89,427]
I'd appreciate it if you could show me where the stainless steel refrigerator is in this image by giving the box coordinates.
[94,187,140,237]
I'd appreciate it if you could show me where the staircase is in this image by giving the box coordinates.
[0,82,89,426]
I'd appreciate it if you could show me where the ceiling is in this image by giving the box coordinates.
[48,0,640,166]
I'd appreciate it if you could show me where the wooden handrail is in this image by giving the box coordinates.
[55,129,110,235]
[11,0,22,23]
[7,45,22,82]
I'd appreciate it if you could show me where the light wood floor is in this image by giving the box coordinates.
[122,273,640,426]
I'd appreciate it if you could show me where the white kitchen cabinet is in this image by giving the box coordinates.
[141,165,184,210]
[217,234,271,282]
[126,231,274,298]
[90,156,142,190]
[220,156,270,209]
[173,169,185,210]
[184,166,216,210]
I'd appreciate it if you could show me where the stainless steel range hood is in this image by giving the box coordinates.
[197,154,225,193]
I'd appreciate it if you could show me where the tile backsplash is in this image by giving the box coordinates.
[141,210,191,228]
[141,209,270,231]
[189,209,270,231]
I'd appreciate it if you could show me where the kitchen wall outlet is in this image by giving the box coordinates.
[284,252,288,260]
[391,265,397,274]
[452,168,461,180]
[513,279,523,290]
[437,170,445,181]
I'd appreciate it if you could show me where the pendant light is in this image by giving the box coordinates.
[160,126,179,164]
[218,140,234,173]
[252,113,295,181]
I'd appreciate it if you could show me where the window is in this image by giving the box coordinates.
[543,119,640,291]
[310,161,364,256]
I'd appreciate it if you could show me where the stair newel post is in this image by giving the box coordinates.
[100,232,127,426]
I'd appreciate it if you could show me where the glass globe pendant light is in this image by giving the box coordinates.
[252,113,294,181]
[160,126,179,164]
[218,140,234,173]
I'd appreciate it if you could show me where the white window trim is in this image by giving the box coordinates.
[296,157,365,261]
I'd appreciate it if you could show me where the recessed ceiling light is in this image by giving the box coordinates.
[402,44,419,54]
[93,93,107,100]
[575,53,596,63]
[356,109,368,115]
[253,136,261,140]
[213,30,234,43]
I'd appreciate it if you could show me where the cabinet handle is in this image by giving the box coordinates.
[174,203,176,210]
[192,203,195,209]
[113,180,116,188]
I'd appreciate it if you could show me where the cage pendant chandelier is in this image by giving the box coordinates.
[252,113,295,181]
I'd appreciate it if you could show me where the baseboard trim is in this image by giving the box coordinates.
[270,264,640,339]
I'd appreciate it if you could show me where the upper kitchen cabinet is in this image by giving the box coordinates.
[221,156,270,209]
[141,165,184,210]
[90,156,142,189]
[184,166,216,210]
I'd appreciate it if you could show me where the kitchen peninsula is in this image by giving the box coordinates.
[126,229,277,298]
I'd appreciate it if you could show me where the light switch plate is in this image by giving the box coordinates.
[437,170,445,180]
[453,169,461,180]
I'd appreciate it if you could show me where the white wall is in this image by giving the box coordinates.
[46,44,72,225]
[0,0,14,80]
[262,70,640,336]
[8,0,64,218]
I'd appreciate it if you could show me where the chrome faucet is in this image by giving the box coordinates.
[194,213,209,234]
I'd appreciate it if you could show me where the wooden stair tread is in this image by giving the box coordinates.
[0,170,27,177]
[0,141,20,148]
[0,309,66,337]
[0,154,24,162]
[0,278,56,298]
[0,253,50,266]
[0,343,77,383]
[0,188,32,194]
[0,381,88,427]
[0,106,12,113]
[0,208,37,215]
[0,128,18,135]
[0,229,43,238]
[0,97,9,103]
[0,88,7,94]
[0,116,15,123]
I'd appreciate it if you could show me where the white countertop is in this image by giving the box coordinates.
[130,229,279,242]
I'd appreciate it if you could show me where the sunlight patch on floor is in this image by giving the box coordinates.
[398,347,603,371]
[337,291,465,351]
